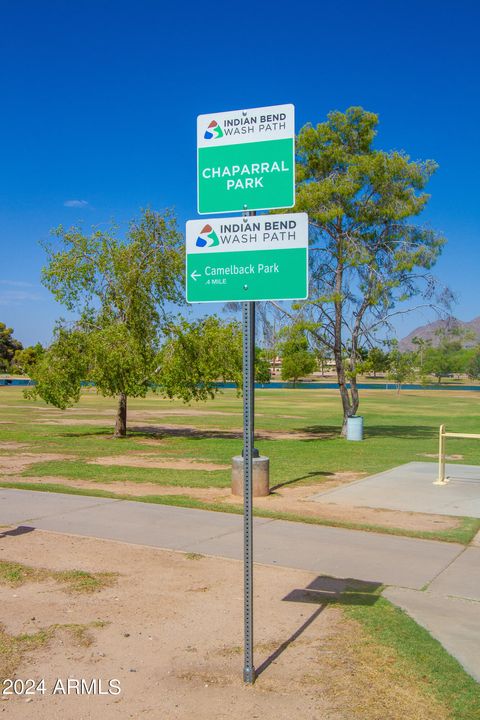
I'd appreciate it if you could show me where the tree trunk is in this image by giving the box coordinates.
[325,226,361,435]
[114,392,127,437]
[332,244,358,437]
[339,393,352,436]
[350,375,360,415]
[338,376,360,435]
[334,348,358,436]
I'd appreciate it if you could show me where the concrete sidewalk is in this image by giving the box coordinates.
[0,488,462,588]
[0,488,478,681]
[384,587,480,681]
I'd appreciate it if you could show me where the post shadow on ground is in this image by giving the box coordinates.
[0,525,36,539]
[255,575,382,679]
[270,471,332,492]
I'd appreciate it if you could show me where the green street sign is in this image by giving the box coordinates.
[197,104,295,214]
[186,213,308,303]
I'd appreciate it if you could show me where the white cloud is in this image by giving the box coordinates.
[64,199,89,208]
[0,280,35,288]
[0,290,42,306]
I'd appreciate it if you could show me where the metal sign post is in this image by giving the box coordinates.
[190,104,302,685]
[242,298,255,684]
[242,208,258,684]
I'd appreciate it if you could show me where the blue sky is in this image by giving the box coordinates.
[1,0,479,345]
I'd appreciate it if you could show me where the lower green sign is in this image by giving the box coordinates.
[186,213,308,303]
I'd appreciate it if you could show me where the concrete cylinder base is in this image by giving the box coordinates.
[231,455,270,497]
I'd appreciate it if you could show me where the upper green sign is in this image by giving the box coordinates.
[197,104,295,214]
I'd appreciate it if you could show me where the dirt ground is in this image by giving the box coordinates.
[0,529,447,720]
[0,443,460,533]
[0,453,71,474]
[88,454,230,471]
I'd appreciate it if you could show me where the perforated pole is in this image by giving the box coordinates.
[242,298,255,684]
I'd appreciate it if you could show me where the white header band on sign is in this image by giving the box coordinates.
[197,104,295,149]
[186,213,308,255]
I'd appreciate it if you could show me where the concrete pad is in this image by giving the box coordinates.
[310,462,480,517]
[428,547,480,601]
[384,587,480,681]
[0,488,118,525]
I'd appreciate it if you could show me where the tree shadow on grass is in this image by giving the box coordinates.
[57,423,435,443]
[55,426,241,442]
[130,426,243,441]
[58,430,113,439]
[129,426,341,442]
[57,426,241,441]
[255,576,381,679]
[293,425,339,439]
[364,425,436,439]
[299,424,436,440]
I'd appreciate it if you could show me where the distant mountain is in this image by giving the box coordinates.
[398,316,480,351]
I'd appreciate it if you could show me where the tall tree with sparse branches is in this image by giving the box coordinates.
[271,107,449,433]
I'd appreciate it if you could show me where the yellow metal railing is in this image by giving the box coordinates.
[435,424,480,485]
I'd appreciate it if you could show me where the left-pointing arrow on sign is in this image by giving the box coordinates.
[190,270,201,281]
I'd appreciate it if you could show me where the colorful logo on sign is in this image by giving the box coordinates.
[196,224,220,248]
[204,120,224,140]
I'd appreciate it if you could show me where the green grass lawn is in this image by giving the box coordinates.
[1,386,480,543]
[1,386,480,483]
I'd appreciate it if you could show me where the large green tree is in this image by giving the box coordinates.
[280,326,316,385]
[0,323,22,373]
[271,107,447,432]
[158,315,242,401]
[466,349,480,380]
[386,342,417,393]
[13,342,44,376]
[358,346,391,377]
[423,341,463,383]
[254,348,271,384]
[411,336,432,372]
